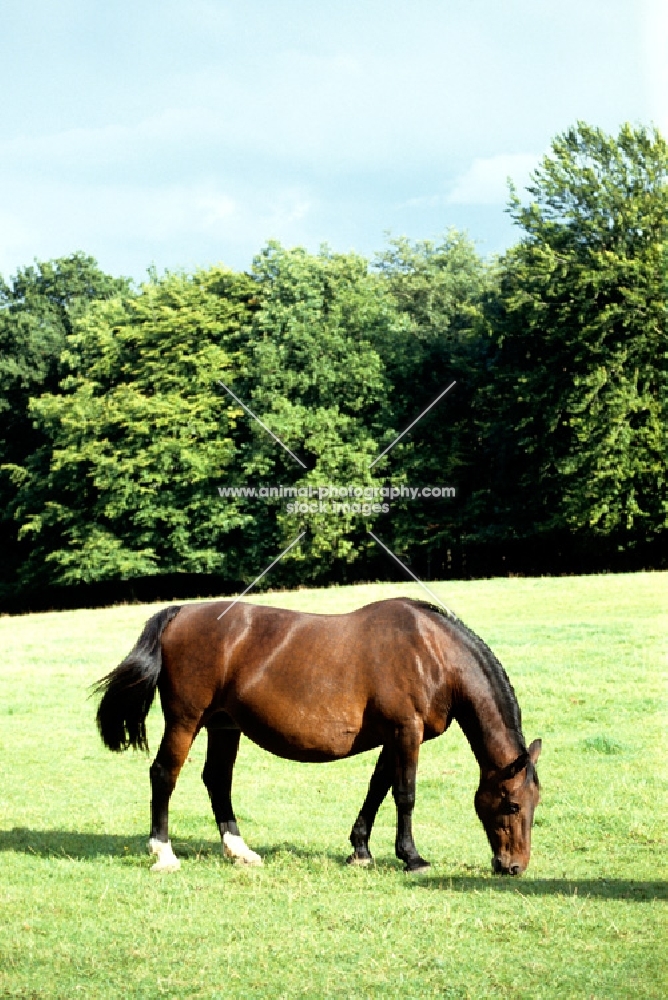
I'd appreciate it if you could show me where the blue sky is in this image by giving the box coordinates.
[1,0,665,282]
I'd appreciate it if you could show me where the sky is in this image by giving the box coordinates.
[1,0,665,283]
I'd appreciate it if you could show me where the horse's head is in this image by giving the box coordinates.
[474,738,542,875]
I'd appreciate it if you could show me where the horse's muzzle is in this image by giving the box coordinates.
[492,856,524,876]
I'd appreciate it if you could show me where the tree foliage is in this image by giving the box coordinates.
[372,233,491,556]
[0,254,130,595]
[485,122,668,545]
[5,268,255,587]
[2,122,666,604]
[217,242,401,577]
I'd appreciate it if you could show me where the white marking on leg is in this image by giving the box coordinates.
[348,855,373,867]
[148,838,181,872]
[222,832,263,866]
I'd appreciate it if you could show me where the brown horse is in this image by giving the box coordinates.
[95,598,541,874]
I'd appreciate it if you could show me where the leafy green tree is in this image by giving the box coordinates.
[226,242,402,580]
[7,247,402,593]
[6,121,666,604]
[6,267,255,588]
[485,122,668,551]
[372,232,491,569]
[0,254,130,596]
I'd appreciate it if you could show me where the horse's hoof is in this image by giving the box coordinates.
[404,859,431,874]
[222,832,263,866]
[229,852,263,867]
[346,853,373,867]
[150,856,181,873]
[148,838,181,872]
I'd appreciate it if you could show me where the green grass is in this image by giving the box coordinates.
[1,574,666,999]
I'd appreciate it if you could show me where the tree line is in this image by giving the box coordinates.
[1,122,666,610]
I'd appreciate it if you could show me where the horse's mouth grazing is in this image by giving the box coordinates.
[492,856,524,876]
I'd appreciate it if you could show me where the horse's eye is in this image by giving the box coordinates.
[509,802,520,814]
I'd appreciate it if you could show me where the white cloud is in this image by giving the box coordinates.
[195,193,237,229]
[0,176,314,280]
[402,195,446,209]
[446,154,539,205]
[0,2,655,279]
[0,109,219,174]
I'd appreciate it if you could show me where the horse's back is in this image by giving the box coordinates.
[159,598,451,761]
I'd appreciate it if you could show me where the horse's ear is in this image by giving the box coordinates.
[528,739,542,764]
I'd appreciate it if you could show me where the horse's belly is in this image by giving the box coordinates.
[231,698,368,762]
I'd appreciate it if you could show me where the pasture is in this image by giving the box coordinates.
[1,573,666,999]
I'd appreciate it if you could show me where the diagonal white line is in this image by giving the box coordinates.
[217,531,307,620]
[217,380,307,469]
[367,530,457,619]
[368,380,456,469]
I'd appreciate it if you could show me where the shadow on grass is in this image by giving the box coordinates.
[0,828,396,869]
[0,827,225,861]
[2,828,665,901]
[415,873,667,901]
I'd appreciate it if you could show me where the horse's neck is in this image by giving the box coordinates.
[453,665,523,774]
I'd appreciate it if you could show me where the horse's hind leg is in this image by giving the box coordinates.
[347,745,393,866]
[202,722,262,866]
[148,720,196,872]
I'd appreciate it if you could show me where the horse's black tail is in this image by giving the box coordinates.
[94,606,182,753]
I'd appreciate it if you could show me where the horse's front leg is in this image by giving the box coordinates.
[202,722,262,866]
[392,722,430,873]
[149,721,195,872]
[348,744,393,866]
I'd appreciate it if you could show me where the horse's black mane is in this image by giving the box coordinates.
[412,600,525,748]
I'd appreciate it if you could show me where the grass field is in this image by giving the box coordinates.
[1,573,666,999]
